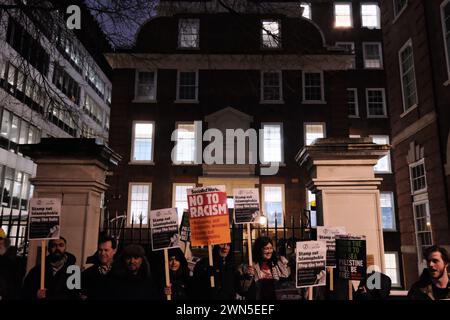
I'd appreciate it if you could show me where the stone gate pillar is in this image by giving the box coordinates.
[20,139,121,270]
[296,137,390,270]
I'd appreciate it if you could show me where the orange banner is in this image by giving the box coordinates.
[187,186,231,246]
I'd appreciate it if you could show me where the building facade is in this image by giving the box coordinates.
[380,0,450,288]
[106,0,403,287]
[0,1,112,249]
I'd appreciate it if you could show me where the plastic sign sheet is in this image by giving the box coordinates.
[187,185,230,246]
[233,188,261,224]
[336,234,367,280]
[150,208,180,251]
[296,241,327,288]
[28,198,61,240]
[316,226,347,268]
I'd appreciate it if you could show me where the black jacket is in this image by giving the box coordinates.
[0,248,23,300]
[21,252,78,300]
[81,262,120,300]
[408,268,450,300]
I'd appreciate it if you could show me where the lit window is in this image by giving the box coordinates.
[366,89,386,117]
[262,185,284,227]
[132,122,154,162]
[303,72,324,102]
[372,135,391,173]
[1,109,11,139]
[336,42,356,69]
[363,43,383,69]
[347,88,359,117]
[173,184,195,223]
[301,3,311,19]
[262,123,283,163]
[261,20,281,48]
[441,1,450,79]
[393,0,407,18]
[128,184,151,225]
[135,71,156,101]
[174,123,196,163]
[361,4,380,29]
[334,3,353,28]
[261,71,282,102]
[177,71,198,101]
[413,201,433,262]
[384,252,401,287]
[7,64,16,86]
[409,160,427,194]
[306,189,317,227]
[304,123,325,146]
[399,40,418,112]
[178,19,200,49]
[380,192,396,230]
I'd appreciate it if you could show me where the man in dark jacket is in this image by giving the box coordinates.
[408,245,450,300]
[81,235,118,300]
[113,244,161,300]
[22,237,78,300]
[0,230,22,300]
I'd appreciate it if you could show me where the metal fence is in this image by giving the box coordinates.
[0,206,30,256]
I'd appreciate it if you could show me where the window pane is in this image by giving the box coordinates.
[380,192,395,230]
[364,44,382,68]
[263,125,282,162]
[304,72,323,101]
[384,253,400,286]
[1,110,10,138]
[136,71,155,100]
[347,89,358,116]
[262,20,280,48]
[264,186,284,227]
[176,123,196,162]
[262,72,281,101]
[130,184,150,224]
[361,4,380,28]
[133,123,153,161]
[174,184,194,222]
[178,71,197,100]
[305,124,325,146]
[367,89,386,116]
[179,19,199,48]
[335,4,352,27]
[400,43,417,111]
[373,136,391,172]
[301,3,311,19]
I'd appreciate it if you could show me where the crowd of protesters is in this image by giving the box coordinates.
[0,228,449,301]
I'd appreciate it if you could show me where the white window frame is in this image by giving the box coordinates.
[361,3,381,29]
[178,18,200,49]
[260,70,283,103]
[347,88,359,118]
[363,42,383,69]
[261,19,281,49]
[131,121,155,164]
[398,39,418,113]
[441,0,450,83]
[302,71,325,103]
[300,2,312,19]
[261,184,285,227]
[393,0,408,21]
[366,88,387,118]
[304,122,326,146]
[380,191,396,231]
[384,252,402,287]
[172,183,196,223]
[127,182,152,227]
[134,70,157,102]
[261,122,284,164]
[371,135,392,173]
[334,2,353,29]
[412,200,434,269]
[176,70,199,102]
[335,42,356,69]
[409,159,428,195]
[173,121,198,164]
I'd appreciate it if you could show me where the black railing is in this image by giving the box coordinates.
[0,206,30,257]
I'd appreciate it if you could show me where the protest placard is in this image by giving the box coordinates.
[336,235,367,281]
[28,198,61,240]
[233,188,260,224]
[296,241,327,289]
[316,226,346,267]
[180,210,190,242]
[150,208,179,251]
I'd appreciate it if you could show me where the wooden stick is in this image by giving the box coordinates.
[208,245,215,288]
[308,287,313,300]
[40,240,46,290]
[348,280,353,300]
[247,223,253,266]
[328,267,334,291]
[164,249,171,300]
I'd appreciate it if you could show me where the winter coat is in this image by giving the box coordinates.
[408,269,450,300]
[81,261,120,300]
[0,248,22,300]
[21,252,78,300]
[238,256,290,300]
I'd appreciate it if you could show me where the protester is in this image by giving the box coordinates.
[21,237,78,300]
[0,229,22,300]
[163,248,191,300]
[408,245,450,300]
[193,243,238,300]
[81,235,119,300]
[354,271,392,300]
[238,236,290,300]
[113,244,160,300]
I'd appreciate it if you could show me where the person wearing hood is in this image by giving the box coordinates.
[408,245,450,300]
[163,248,191,300]
[113,244,160,300]
[192,243,238,300]
[21,237,78,300]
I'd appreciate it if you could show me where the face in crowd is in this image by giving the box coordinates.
[125,255,143,274]
[48,239,66,262]
[169,256,181,272]
[262,242,274,261]
[218,243,230,258]
[98,241,116,266]
[427,251,449,280]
